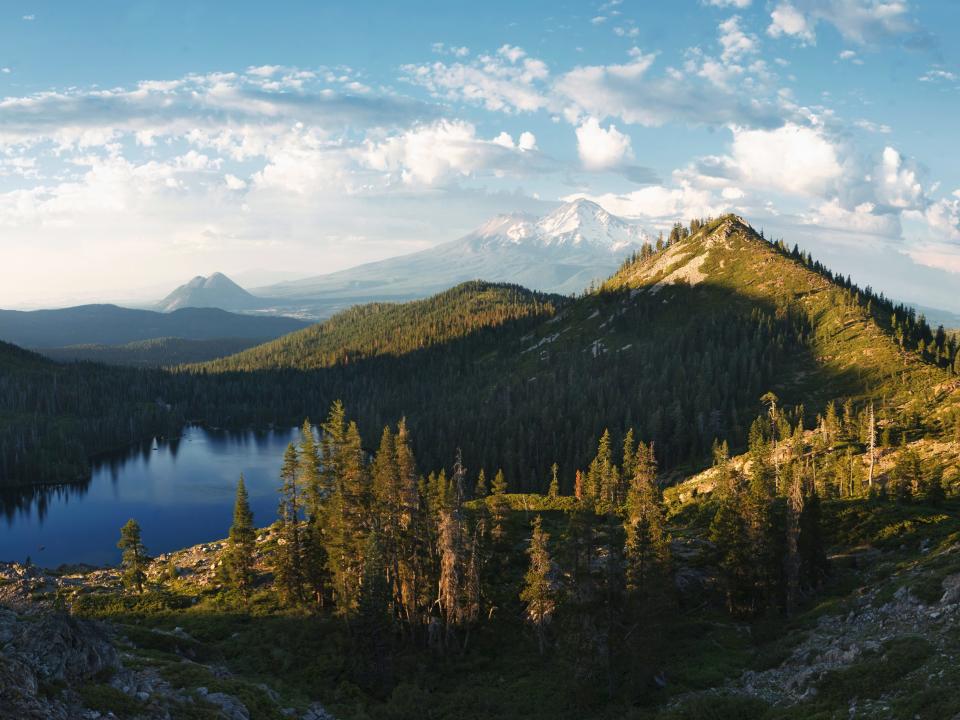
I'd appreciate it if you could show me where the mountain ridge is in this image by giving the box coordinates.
[0,304,310,349]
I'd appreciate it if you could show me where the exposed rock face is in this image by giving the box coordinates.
[0,608,118,719]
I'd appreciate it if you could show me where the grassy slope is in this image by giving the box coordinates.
[605,215,950,408]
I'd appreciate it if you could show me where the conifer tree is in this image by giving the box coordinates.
[709,464,754,617]
[784,465,804,614]
[326,420,371,615]
[623,443,671,601]
[489,468,509,541]
[353,530,393,691]
[548,462,560,498]
[474,468,488,498]
[225,474,256,597]
[275,442,304,605]
[520,515,556,655]
[393,418,424,632]
[437,465,466,648]
[118,518,148,594]
[299,420,330,605]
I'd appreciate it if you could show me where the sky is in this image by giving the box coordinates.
[0,0,959,311]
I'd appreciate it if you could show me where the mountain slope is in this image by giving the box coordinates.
[189,215,957,486]
[254,199,649,303]
[197,281,563,371]
[156,272,265,312]
[0,305,309,349]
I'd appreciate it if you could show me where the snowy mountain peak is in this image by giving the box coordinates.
[469,199,648,252]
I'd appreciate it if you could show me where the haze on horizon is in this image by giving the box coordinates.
[1,0,959,312]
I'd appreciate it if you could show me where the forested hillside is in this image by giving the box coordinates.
[0,342,182,484]
[184,215,959,492]
[40,337,264,367]
[3,216,958,494]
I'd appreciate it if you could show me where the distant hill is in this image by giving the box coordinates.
[156,272,267,313]
[253,199,650,305]
[0,305,310,349]
[200,281,562,372]
[39,337,263,367]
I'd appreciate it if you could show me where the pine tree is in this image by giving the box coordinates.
[394,418,424,633]
[709,465,754,617]
[118,518,148,594]
[275,442,304,605]
[784,465,804,614]
[520,515,556,655]
[548,462,560,498]
[623,443,671,601]
[300,420,329,605]
[353,530,393,692]
[327,420,372,615]
[225,474,256,597]
[474,468,488,498]
[489,468,509,541]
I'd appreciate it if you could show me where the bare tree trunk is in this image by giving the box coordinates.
[867,403,876,491]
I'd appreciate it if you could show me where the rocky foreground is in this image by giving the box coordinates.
[0,530,336,720]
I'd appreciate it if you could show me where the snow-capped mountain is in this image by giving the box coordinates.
[468,199,648,251]
[256,199,650,307]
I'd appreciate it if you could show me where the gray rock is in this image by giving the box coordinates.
[204,692,250,720]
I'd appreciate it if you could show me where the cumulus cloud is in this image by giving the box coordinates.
[357,120,545,186]
[704,0,752,7]
[575,118,633,170]
[564,182,730,221]
[728,123,843,196]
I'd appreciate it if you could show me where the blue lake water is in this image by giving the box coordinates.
[0,425,301,567]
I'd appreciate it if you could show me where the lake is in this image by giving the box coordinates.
[0,425,302,567]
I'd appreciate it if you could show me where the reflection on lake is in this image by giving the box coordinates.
[0,425,301,567]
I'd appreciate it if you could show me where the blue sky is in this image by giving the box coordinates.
[1,0,959,311]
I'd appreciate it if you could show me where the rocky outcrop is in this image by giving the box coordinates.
[0,608,118,719]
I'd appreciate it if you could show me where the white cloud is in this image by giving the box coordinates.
[564,182,729,221]
[704,0,752,6]
[919,68,957,83]
[22,14,34,20]
[357,120,544,186]
[874,146,923,209]
[768,0,915,45]
[556,49,782,128]
[728,123,842,196]
[224,174,247,190]
[497,45,526,63]
[922,196,960,240]
[768,3,816,43]
[718,16,758,63]
[806,199,901,237]
[0,69,434,151]
[854,119,891,133]
[575,118,633,170]
[402,48,549,113]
